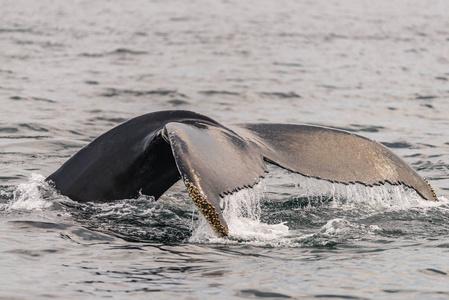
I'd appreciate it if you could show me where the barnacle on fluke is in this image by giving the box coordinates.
[185,179,229,237]
[423,177,439,201]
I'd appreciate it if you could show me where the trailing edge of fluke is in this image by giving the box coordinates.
[46,110,439,237]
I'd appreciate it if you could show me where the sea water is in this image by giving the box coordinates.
[1,0,449,299]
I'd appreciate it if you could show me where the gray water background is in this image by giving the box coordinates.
[1,0,449,299]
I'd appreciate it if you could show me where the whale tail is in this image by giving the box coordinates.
[47,110,438,237]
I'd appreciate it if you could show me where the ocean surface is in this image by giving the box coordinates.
[1,0,449,299]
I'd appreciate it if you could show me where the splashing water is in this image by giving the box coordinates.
[4,172,448,245]
[190,182,290,244]
[189,170,448,246]
[4,173,55,211]
[288,172,442,210]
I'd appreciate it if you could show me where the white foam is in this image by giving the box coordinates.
[6,173,54,211]
[291,218,368,246]
[318,218,352,236]
[92,195,158,218]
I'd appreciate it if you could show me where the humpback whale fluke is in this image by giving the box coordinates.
[46,110,438,237]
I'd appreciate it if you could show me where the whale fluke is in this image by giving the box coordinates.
[46,110,438,237]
